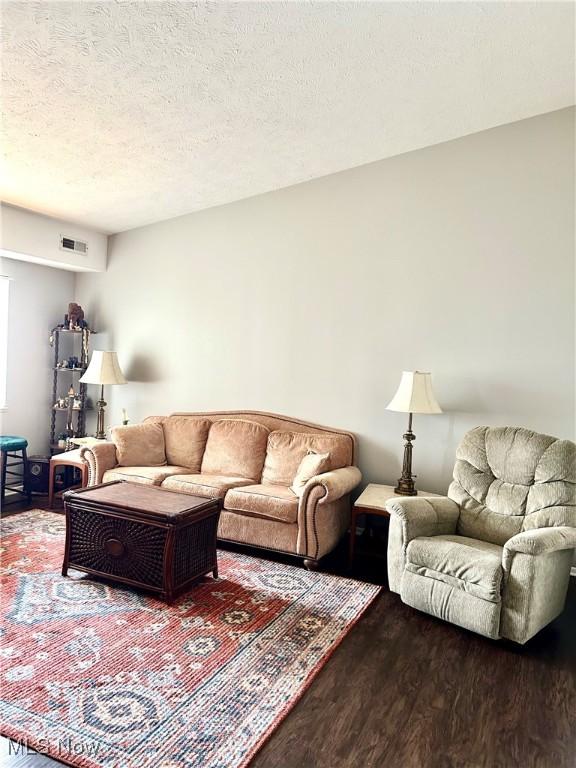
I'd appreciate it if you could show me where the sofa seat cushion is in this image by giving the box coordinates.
[224,484,299,524]
[161,473,254,500]
[218,510,298,554]
[201,419,270,480]
[102,466,190,486]
[405,535,504,603]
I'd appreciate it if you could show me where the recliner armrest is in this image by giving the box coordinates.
[301,466,362,505]
[503,526,576,560]
[80,442,118,485]
[500,525,576,643]
[386,496,460,545]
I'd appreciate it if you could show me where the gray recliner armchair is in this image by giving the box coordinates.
[386,426,576,644]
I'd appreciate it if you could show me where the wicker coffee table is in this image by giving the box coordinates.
[62,480,221,602]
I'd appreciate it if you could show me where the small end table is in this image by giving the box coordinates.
[69,437,107,448]
[48,449,89,509]
[349,483,442,568]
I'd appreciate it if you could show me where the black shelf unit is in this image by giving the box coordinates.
[49,327,97,453]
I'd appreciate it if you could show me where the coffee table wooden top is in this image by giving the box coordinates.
[64,480,218,521]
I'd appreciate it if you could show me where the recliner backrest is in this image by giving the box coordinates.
[449,426,576,545]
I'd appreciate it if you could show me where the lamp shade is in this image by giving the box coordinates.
[386,371,442,414]
[79,351,127,386]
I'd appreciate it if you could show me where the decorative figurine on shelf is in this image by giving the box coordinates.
[57,433,68,449]
[81,328,90,365]
[57,356,82,370]
[49,306,91,349]
[66,386,75,437]
[68,303,85,330]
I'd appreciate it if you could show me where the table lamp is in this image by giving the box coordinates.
[386,371,442,496]
[80,351,127,439]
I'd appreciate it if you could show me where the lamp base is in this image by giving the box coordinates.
[394,478,417,496]
[95,386,107,440]
[394,412,418,496]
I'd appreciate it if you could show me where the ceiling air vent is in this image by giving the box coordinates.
[60,235,88,254]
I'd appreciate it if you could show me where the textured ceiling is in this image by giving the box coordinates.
[1,1,574,234]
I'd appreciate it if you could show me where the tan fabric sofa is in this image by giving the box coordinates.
[80,410,361,568]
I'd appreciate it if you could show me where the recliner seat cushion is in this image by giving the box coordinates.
[405,534,504,603]
[225,484,299,524]
[162,417,211,470]
[102,466,190,486]
[161,473,254,500]
[401,569,501,640]
[261,431,351,486]
[201,419,269,480]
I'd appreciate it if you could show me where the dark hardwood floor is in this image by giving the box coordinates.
[1,497,575,768]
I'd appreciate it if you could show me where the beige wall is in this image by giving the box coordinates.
[0,203,108,272]
[0,257,76,454]
[76,108,575,493]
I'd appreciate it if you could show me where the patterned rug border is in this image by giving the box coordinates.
[237,585,378,768]
[1,509,382,768]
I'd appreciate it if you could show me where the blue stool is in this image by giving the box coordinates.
[1,436,31,505]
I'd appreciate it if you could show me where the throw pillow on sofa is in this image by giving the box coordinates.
[111,422,167,467]
[291,451,330,496]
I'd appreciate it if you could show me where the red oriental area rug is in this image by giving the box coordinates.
[0,510,380,768]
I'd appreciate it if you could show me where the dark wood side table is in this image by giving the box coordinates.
[349,483,441,569]
[62,481,221,603]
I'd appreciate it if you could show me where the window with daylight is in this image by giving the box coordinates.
[0,276,9,409]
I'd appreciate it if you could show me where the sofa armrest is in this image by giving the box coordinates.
[301,466,362,505]
[80,442,118,485]
[296,467,361,561]
[385,496,460,545]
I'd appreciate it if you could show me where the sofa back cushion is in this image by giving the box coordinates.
[262,431,351,486]
[162,416,211,470]
[450,426,576,545]
[169,411,357,463]
[111,422,166,467]
[201,419,270,480]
